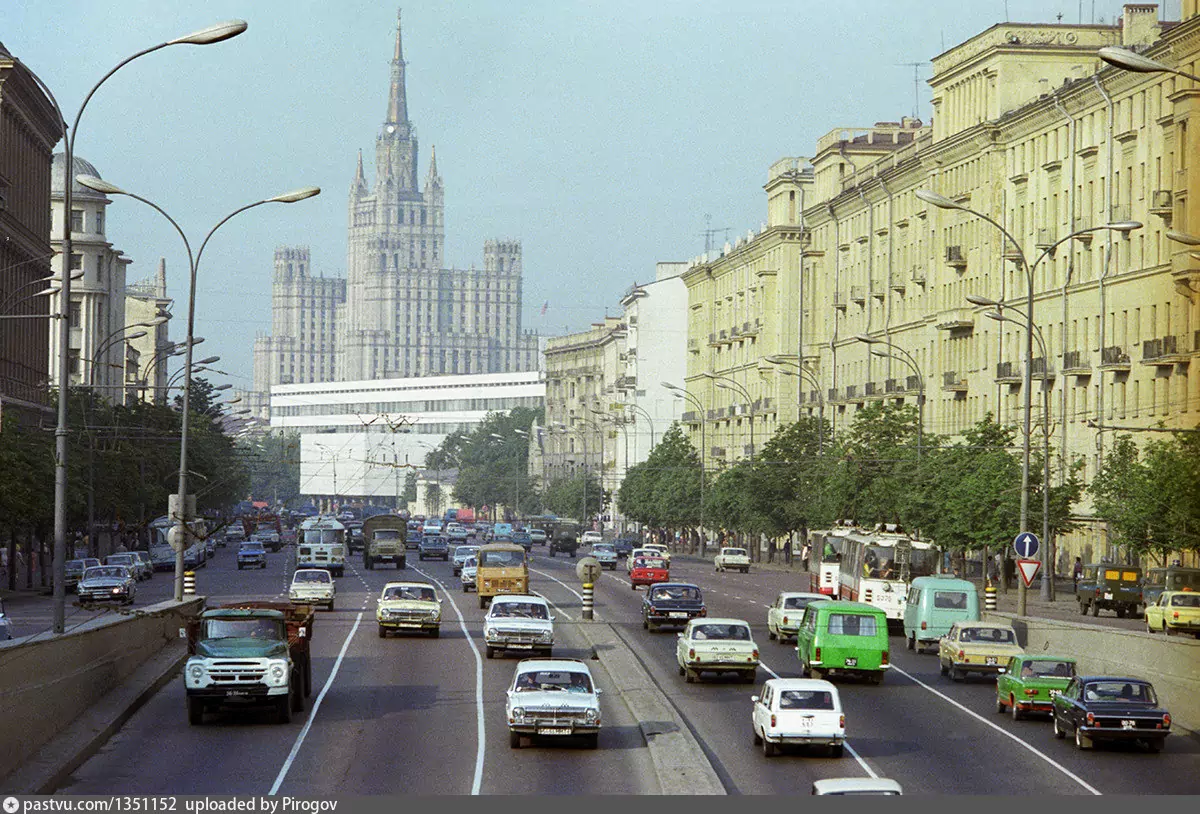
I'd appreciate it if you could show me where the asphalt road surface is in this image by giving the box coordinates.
[59,543,1200,795]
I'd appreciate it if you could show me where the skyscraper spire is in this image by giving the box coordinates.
[385,8,409,127]
[426,144,441,187]
[351,148,367,196]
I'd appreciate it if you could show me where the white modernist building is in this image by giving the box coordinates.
[269,371,544,501]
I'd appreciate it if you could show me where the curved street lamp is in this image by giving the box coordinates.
[917,187,1141,609]
[1098,46,1200,82]
[13,18,247,632]
[663,381,708,555]
[852,334,926,459]
[763,354,826,453]
[79,175,319,600]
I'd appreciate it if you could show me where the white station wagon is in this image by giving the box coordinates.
[767,592,827,643]
[714,547,751,573]
[676,618,759,683]
[752,678,845,757]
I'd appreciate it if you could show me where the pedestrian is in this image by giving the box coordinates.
[783,537,792,566]
[1072,557,1083,593]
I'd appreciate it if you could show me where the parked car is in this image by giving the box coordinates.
[77,565,136,604]
[484,594,554,659]
[630,556,669,590]
[676,617,759,683]
[65,557,101,590]
[1144,590,1200,638]
[903,575,979,653]
[797,600,890,684]
[752,678,845,757]
[938,621,1023,681]
[289,568,336,611]
[642,582,706,631]
[1076,563,1142,618]
[766,592,826,643]
[237,541,268,570]
[591,543,619,570]
[453,545,480,576]
[811,778,902,796]
[506,658,601,749]
[1052,676,1171,752]
[460,557,479,592]
[995,656,1077,719]
[418,535,450,561]
[714,547,751,573]
[376,581,441,638]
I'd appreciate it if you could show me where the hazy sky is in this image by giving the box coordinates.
[1,0,1172,395]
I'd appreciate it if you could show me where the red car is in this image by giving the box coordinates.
[630,556,669,590]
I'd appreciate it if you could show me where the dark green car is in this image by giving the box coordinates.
[1076,564,1142,618]
[995,655,1076,720]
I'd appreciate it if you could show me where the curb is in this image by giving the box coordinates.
[577,621,726,795]
[1,642,187,794]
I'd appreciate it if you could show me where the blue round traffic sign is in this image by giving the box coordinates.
[1013,532,1040,559]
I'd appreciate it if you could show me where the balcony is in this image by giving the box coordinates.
[730,324,741,338]
[828,388,840,403]
[935,308,975,332]
[1036,228,1057,250]
[797,391,806,404]
[1062,350,1090,377]
[845,384,860,401]
[614,375,637,390]
[945,245,967,269]
[871,280,884,299]
[682,410,701,424]
[708,332,719,347]
[742,319,761,336]
[707,408,721,421]
[1099,345,1131,370]
[809,390,820,404]
[911,267,927,287]
[864,381,880,397]
[710,446,726,458]
[1030,357,1055,380]
[1150,189,1173,224]
[996,360,1021,383]
[906,375,922,392]
[851,286,866,303]
[687,337,700,352]
[833,291,847,310]
[889,277,906,294]
[885,378,901,393]
[1142,334,1195,366]
[942,371,967,391]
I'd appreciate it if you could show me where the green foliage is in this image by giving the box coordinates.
[240,430,300,506]
[618,424,700,528]
[449,407,541,513]
[542,471,603,519]
[831,402,927,526]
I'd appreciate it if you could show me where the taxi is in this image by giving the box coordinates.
[1145,590,1200,638]
[629,555,669,590]
[938,621,1023,681]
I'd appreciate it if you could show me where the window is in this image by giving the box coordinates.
[69,253,83,271]
[95,211,104,233]
[827,613,878,636]
[70,209,83,232]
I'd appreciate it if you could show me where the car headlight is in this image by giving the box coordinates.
[188,663,205,680]
[539,630,553,642]
[485,628,499,640]
[585,708,599,723]
[268,660,288,685]
[511,707,525,723]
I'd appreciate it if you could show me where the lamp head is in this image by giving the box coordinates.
[168,20,248,46]
[125,330,148,341]
[852,333,879,344]
[661,381,681,391]
[76,175,125,196]
[869,350,890,359]
[965,294,999,307]
[915,189,962,211]
[1104,221,1142,233]
[984,311,1009,323]
[214,384,233,391]
[196,355,220,365]
[1098,45,1169,74]
[189,337,206,346]
[1166,230,1200,247]
[268,187,321,204]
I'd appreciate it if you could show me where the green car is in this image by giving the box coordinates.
[995,655,1077,720]
[796,600,890,685]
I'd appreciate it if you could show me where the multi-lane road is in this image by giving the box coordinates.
[59,544,1200,795]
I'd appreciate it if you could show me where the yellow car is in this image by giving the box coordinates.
[938,621,1023,681]
[1145,590,1200,638]
[376,581,442,638]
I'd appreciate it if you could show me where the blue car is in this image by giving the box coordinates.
[406,529,423,550]
[512,529,532,552]
[237,542,267,570]
[418,536,450,561]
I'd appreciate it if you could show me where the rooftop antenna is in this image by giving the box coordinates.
[896,62,930,119]
[698,213,731,254]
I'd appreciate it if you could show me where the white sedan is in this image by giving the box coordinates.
[676,618,759,683]
[289,568,335,610]
[714,547,751,573]
[752,678,845,757]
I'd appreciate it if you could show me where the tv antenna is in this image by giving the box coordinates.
[896,62,930,120]
[698,213,731,254]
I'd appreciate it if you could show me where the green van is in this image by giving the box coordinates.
[796,600,890,685]
[903,575,979,654]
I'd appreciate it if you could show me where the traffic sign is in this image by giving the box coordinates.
[1016,558,1042,588]
[576,557,601,585]
[1012,532,1040,559]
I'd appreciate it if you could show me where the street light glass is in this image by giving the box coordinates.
[1103,221,1142,233]
[965,294,1000,306]
[168,19,249,46]
[852,333,879,344]
[915,189,962,211]
[1166,230,1200,247]
[661,382,682,391]
[984,310,1009,323]
[214,383,232,391]
[1097,45,1169,73]
[268,187,322,203]
[75,175,125,195]
[196,355,220,365]
[869,350,890,359]
[189,337,206,346]
[124,330,148,341]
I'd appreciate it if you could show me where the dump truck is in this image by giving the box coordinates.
[183,601,314,725]
[363,513,407,570]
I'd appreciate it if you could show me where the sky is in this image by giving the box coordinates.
[0,0,1177,396]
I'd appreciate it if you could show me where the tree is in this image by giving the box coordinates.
[542,472,603,519]
[833,402,926,526]
[241,430,301,506]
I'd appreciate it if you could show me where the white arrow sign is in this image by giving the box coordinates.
[1016,558,1041,589]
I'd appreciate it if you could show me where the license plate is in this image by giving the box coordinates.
[985,657,998,665]
[669,612,688,618]
[1121,719,1136,730]
[396,622,419,628]
[509,644,533,649]
[226,689,249,697]
[845,657,858,667]
[537,727,572,736]
[799,717,814,728]
[1104,592,1113,600]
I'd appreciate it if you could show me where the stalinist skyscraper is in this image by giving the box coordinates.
[252,10,539,409]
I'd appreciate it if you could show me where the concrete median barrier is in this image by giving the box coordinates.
[578,622,726,795]
[0,597,203,787]
[986,610,1200,733]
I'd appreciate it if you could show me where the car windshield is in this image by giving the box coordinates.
[1084,681,1156,704]
[961,627,1015,644]
[479,550,525,567]
[241,545,265,552]
[374,530,402,541]
[634,558,666,569]
[204,618,282,640]
[383,586,436,602]
[827,613,879,636]
[463,558,477,569]
[455,547,479,558]
[514,670,592,693]
[651,586,700,601]
[85,567,126,579]
[783,596,815,610]
[293,571,330,584]
[933,590,969,609]
[594,545,616,554]
[723,549,747,557]
[107,555,134,564]
[66,560,87,572]
[779,689,835,710]
[692,623,750,641]
[490,601,549,619]
[1165,571,1200,592]
[1018,660,1075,678]
[1170,594,1200,607]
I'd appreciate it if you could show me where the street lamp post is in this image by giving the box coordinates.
[551,422,591,529]
[763,355,825,452]
[663,382,707,555]
[851,335,925,459]
[702,372,756,460]
[16,18,248,633]
[917,187,1141,613]
[79,175,319,601]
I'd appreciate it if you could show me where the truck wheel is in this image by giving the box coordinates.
[378,625,386,638]
[187,696,205,726]
[277,692,293,724]
[509,731,522,749]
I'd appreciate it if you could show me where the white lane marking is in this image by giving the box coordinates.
[889,665,1101,795]
[529,568,586,621]
[269,611,363,795]
[413,565,487,795]
[757,659,878,780]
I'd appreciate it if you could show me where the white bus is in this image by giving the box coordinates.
[836,527,939,621]
[298,516,347,577]
[805,522,860,597]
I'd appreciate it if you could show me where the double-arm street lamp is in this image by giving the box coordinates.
[80,175,319,601]
[702,372,756,461]
[762,355,825,453]
[916,187,1140,613]
[662,382,707,554]
[88,315,169,390]
[488,429,528,518]
[13,18,248,633]
[851,335,926,459]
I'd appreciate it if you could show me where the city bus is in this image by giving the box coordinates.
[805,521,860,597]
[298,515,347,577]
[834,526,939,622]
